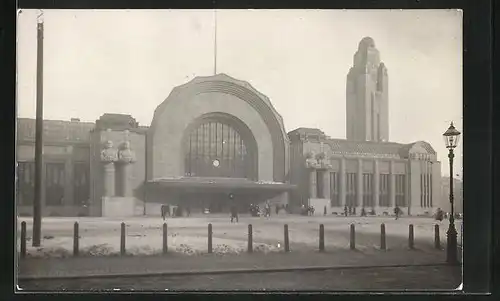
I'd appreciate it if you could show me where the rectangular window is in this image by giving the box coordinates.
[316,171,324,198]
[420,174,424,207]
[379,174,390,207]
[330,172,340,207]
[429,174,432,207]
[395,174,407,207]
[420,172,432,208]
[425,173,429,207]
[363,173,374,208]
[73,163,90,206]
[346,173,357,207]
[17,162,35,205]
[45,163,65,206]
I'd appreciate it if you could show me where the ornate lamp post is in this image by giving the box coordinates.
[443,122,461,264]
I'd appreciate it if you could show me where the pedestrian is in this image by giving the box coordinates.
[275,205,279,215]
[344,205,348,217]
[435,207,443,221]
[324,206,327,216]
[361,207,366,217]
[230,204,239,223]
[394,205,400,220]
[161,204,167,221]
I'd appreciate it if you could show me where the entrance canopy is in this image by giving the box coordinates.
[147,177,295,193]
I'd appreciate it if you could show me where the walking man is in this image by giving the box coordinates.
[394,205,400,220]
[230,204,239,223]
[161,204,168,221]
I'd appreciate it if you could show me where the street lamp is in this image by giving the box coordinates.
[443,121,461,264]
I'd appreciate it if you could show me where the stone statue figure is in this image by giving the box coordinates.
[100,140,118,163]
[118,141,136,163]
[316,152,332,169]
[305,151,319,169]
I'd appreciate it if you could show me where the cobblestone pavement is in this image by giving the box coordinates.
[18,265,462,291]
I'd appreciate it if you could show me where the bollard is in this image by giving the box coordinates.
[73,222,79,257]
[20,221,26,259]
[120,222,126,256]
[163,223,168,254]
[208,223,213,254]
[434,224,441,249]
[380,223,386,250]
[319,224,325,252]
[409,224,414,249]
[350,224,356,250]
[284,224,290,252]
[248,224,253,253]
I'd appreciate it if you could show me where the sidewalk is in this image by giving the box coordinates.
[18,248,449,279]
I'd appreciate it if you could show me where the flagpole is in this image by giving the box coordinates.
[33,11,44,247]
[214,9,217,75]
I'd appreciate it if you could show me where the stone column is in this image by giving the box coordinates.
[357,158,363,208]
[118,141,136,198]
[340,158,346,206]
[122,163,134,197]
[309,169,317,198]
[389,160,396,208]
[374,160,380,208]
[103,163,115,197]
[101,140,118,198]
[323,170,330,200]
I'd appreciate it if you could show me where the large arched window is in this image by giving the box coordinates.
[183,115,257,179]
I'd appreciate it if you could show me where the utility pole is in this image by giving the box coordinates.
[33,12,44,247]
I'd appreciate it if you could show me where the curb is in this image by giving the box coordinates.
[18,262,454,281]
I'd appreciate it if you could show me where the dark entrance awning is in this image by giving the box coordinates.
[147,177,296,193]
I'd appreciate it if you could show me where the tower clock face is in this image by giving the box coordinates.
[212,159,220,167]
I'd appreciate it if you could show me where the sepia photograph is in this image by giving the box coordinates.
[15,9,463,291]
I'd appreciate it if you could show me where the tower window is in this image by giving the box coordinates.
[377,113,381,141]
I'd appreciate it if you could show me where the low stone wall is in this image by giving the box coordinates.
[101,197,137,217]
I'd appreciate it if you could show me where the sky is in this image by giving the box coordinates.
[16,9,463,177]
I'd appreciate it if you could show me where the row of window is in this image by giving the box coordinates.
[16,162,89,206]
[313,171,415,207]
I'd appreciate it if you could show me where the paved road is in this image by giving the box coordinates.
[18,265,461,291]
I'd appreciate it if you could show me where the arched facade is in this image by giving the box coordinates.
[147,74,290,183]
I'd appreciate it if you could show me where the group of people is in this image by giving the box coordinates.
[160,204,191,221]
[160,202,456,223]
[248,202,272,218]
